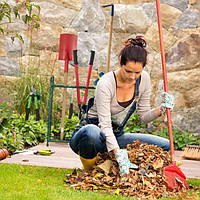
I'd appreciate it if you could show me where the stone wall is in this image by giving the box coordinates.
[0,0,200,133]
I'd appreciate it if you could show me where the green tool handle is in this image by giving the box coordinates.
[25,96,32,120]
[34,96,40,121]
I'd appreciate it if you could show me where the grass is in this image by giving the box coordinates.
[0,164,199,200]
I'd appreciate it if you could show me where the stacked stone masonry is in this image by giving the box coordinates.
[0,0,200,133]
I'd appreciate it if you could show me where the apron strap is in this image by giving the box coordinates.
[121,75,141,128]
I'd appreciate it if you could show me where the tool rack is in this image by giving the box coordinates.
[46,75,95,146]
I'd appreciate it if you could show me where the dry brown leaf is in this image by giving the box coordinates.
[65,140,195,200]
[153,158,164,170]
[97,160,113,175]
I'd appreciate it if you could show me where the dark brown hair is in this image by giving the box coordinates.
[119,36,147,67]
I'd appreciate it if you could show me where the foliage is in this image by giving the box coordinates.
[151,128,200,150]
[0,130,24,155]
[124,112,146,133]
[22,1,40,30]
[0,164,199,200]
[124,112,200,150]
[52,114,79,140]
[0,113,47,154]
[11,65,51,122]
[0,100,13,123]
[0,1,40,36]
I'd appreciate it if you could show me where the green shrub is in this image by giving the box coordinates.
[124,112,200,150]
[124,112,146,133]
[151,128,200,150]
[0,113,47,154]
[12,69,50,122]
[0,100,13,124]
[51,114,79,140]
[0,129,24,154]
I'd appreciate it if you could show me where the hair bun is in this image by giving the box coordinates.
[124,36,146,48]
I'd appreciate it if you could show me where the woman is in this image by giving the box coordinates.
[70,36,174,175]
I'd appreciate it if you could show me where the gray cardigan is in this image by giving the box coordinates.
[88,70,158,152]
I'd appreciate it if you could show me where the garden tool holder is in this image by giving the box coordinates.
[46,76,95,146]
[25,85,41,121]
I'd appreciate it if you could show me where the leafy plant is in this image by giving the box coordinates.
[151,128,200,150]
[52,114,79,140]
[22,1,40,30]
[0,1,40,36]
[11,65,51,122]
[0,129,24,154]
[0,113,47,154]
[124,112,200,150]
[124,112,146,133]
[0,100,13,123]
[9,114,47,146]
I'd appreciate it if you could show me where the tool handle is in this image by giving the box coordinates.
[35,108,40,121]
[34,95,40,121]
[156,0,175,161]
[25,108,30,120]
[70,88,74,103]
[75,65,81,105]
[73,50,81,105]
[102,4,114,16]
[64,59,69,73]
[102,5,114,72]
[25,96,32,120]
[73,50,78,65]
[89,50,95,65]
[68,103,73,119]
[78,104,82,120]
[69,89,74,119]
[83,51,95,104]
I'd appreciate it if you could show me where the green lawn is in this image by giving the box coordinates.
[0,164,199,200]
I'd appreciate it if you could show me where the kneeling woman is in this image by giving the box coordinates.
[70,36,174,175]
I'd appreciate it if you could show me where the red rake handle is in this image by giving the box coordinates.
[156,0,175,162]
[73,50,81,105]
[83,50,95,105]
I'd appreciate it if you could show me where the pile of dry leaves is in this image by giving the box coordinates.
[65,140,199,199]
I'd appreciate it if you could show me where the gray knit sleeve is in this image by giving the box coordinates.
[137,71,158,123]
[95,77,119,152]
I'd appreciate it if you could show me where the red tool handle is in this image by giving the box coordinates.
[83,50,95,105]
[156,0,175,162]
[73,50,81,105]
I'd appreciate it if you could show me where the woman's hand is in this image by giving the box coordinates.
[159,92,175,116]
[115,149,138,176]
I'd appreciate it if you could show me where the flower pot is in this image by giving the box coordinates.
[0,148,10,160]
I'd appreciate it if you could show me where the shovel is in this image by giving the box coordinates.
[156,0,188,190]
[58,34,77,140]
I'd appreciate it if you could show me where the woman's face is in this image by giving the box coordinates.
[120,61,143,84]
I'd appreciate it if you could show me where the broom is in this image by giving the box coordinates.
[173,124,200,161]
[182,145,200,161]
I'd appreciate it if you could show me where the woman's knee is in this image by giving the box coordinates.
[162,138,170,151]
[82,124,102,142]
[70,124,106,158]
[70,124,101,150]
